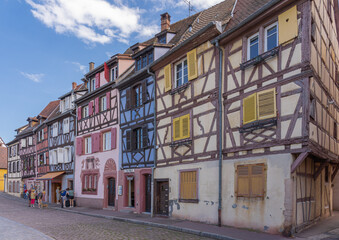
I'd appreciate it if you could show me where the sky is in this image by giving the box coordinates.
[0,0,223,144]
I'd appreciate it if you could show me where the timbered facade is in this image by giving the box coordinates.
[75,55,132,209]
[151,0,235,221]
[7,139,21,197]
[210,0,339,234]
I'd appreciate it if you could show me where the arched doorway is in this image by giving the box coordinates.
[103,159,117,209]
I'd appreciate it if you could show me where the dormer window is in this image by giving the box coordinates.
[135,50,154,71]
[110,66,118,82]
[136,58,142,71]
[158,34,166,44]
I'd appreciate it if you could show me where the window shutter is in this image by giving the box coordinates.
[142,81,148,103]
[187,48,198,81]
[77,107,82,120]
[243,93,257,124]
[125,88,131,110]
[126,130,131,151]
[250,165,265,197]
[164,64,172,92]
[95,73,100,88]
[76,138,83,156]
[89,101,93,116]
[278,5,298,44]
[181,114,190,139]
[180,171,197,199]
[104,62,109,82]
[142,125,148,148]
[106,91,111,109]
[257,88,276,120]
[111,127,117,149]
[173,117,181,141]
[92,132,101,153]
[95,98,99,114]
[58,148,64,163]
[237,165,250,197]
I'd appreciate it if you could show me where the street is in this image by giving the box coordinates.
[0,194,211,240]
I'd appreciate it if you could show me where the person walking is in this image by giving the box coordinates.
[56,186,60,204]
[60,189,67,208]
[28,189,32,207]
[68,188,74,207]
[30,189,36,208]
[37,191,43,209]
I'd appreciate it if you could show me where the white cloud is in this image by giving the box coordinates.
[20,72,44,83]
[26,0,159,44]
[66,61,87,74]
[148,0,222,12]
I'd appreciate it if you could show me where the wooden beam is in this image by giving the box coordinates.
[291,152,309,173]
[331,164,339,182]
[313,161,329,180]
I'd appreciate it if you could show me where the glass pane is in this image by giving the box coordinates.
[250,42,259,59]
[183,60,188,84]
[267,34,277,51]
[176,63,182,87]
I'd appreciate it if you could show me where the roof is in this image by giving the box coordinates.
[0,144,7,169]
[38,100,60,119]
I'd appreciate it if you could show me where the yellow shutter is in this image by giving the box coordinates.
[164,64,172,92]
[173,117,181,141]
[187,48,198,81]
[257,88,276,120]
[243,93,257,124]
[237,166,250,197]
[250,165,265,197]
[181,114,190,139]
[278,5,298,44]
[180,171,197,199]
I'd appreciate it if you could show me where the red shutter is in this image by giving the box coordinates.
[104,62,109,82]
[76,138,83,156]
[89,101,93,116]
[111,127,117,149]
[95,73,100,88]
[95,98,99,114]
[92,132,100,153]
[77,107,82,120]
[106,91,111,109]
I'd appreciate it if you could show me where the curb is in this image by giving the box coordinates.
[51,207,239,240]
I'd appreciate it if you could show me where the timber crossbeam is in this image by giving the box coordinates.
[239,118,277,133]
[240,47,279,70]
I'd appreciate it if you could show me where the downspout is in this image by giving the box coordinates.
[147,67,156,218]
[215,40,223,227]
[69,90,77,193]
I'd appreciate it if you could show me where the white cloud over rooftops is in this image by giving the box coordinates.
[20,72,45,83]
[25,0,160,44]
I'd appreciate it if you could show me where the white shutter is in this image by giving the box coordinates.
[63,148,68,163]
[43,152,46,165]
[54,150,58,164]
[49,151,53,165]
[58,148,64,163]
[53,123,58,137]
[69,147,72,163]
[41,130,44,140]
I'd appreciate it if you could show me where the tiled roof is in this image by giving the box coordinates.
[0,145,7,169]
[225,0,273,30]
[38,100,60,118]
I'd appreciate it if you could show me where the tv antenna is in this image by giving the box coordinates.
[183,0,196,16]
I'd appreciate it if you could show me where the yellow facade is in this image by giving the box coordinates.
[0,169,7,191]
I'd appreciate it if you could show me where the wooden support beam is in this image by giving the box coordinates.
[291,152,309,173]
[331,164,339,182]
[313,161,329,180]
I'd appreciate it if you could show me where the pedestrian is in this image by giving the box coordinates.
[30,189,36,208]
[28,188,32,207]
[37,191,43,209]
[68,188,74,208]
[56,186,60,204]
[60,189,67,208]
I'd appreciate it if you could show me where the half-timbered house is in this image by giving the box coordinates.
[0,138,7,192]
[151,0,235,220]
[42,83,86,203]
[7,139,21,196]
[74,55,133,209]
[210,0,339,234]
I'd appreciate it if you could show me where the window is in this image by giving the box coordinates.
[136,58,142,71]
[100,96,107,111]
[17,161,20,172]
[248,33,259,60]
[63,118,70,134]
[175,59,188,87]
[148,51,153,64]
[243,88,276,125]
[142,55,147,68]
[180,170,198,201]
[64,97,70,110]
[133,84,142,108]
[39,154,44,166]
[28,137,33,146]
[110,66,118,82]
[158,34,166,44]
[63,147,71,163]
[265,23,278,51]
[173,114,190,141]
[90,78,96,92]
[82,105,89,118]
[103,131,111,151]
[52,122,58,137]
[85,137,92,154]
[133,128,143,150]
[236,164,266,198]
[21,139,26,148]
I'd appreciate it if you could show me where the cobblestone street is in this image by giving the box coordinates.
[0,194,211,240]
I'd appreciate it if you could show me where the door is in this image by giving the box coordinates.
[145,174,151,212]
[52,183,61,203]
[108,178,116,207]
[156,181,169,216]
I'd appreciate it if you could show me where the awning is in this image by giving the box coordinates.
[37,171,65,180]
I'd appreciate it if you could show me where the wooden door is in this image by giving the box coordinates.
[145,174,151,212]
[108,178,115,207]
[156,181,169,216]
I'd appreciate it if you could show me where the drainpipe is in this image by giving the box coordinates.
[147,67,156,218]
[215,40,223,227]
[69,92,77,194]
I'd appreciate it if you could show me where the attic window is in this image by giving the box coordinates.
[189,25,192,32]
[158,34,166,44]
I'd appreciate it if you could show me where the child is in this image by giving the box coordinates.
[30,189,36,207]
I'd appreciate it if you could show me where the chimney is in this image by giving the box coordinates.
[161,13,171,31]
[72,82,77,90]
[89,62,95,71]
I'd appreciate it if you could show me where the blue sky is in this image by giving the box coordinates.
[0,0,222,144]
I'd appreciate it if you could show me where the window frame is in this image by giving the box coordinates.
[100,95,107,112]
[175,58,188,88]
[110,66,118,82]
[82,105,89,118]
[132,84,142,108]
[84,136,92,154]
[264,22,278,52]
[102,131,111,151]
[247,32,259,60]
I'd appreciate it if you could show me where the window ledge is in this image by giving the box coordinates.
[170,82,190,95]
[240,118,277,133]
[170,139,192,147]
[240,47,279,70]
[179,199,199,203]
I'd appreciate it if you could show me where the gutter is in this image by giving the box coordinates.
[147,67,156,218]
